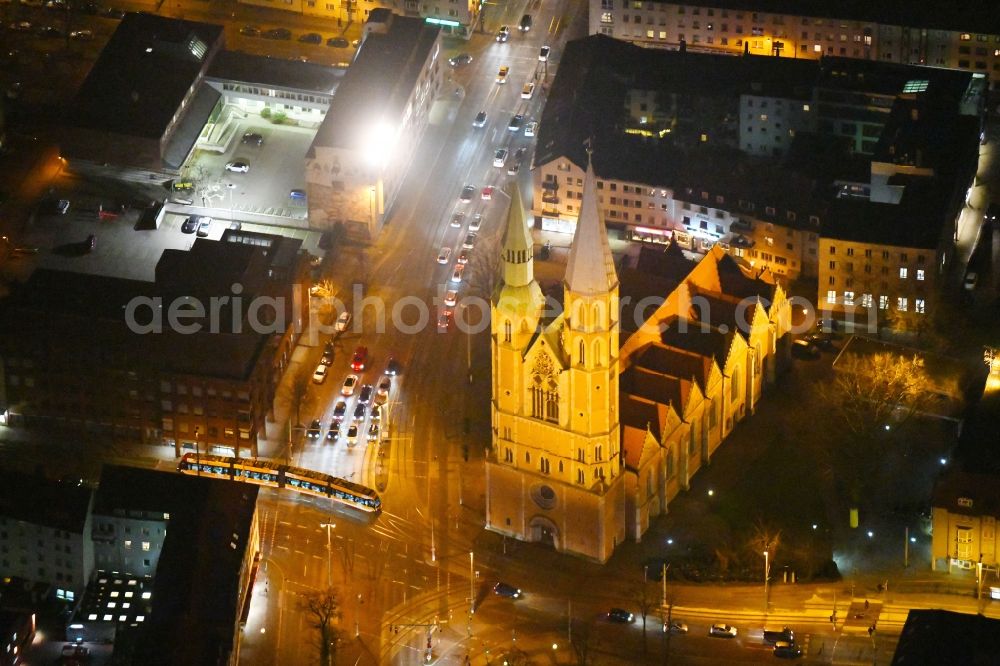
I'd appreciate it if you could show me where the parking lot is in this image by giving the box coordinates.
[178,114,315,223]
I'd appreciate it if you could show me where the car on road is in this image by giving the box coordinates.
[307,419,322,439]
[496,25,510,42]
[321,350,333,365]
[9,21,32,32]
[290,189,307,201]
[312,364,328,384]
[367,423,380,442]
[463,233,477,249]
[346,424,358,446]
[376,376,391,403]
[263,28,292,39]
[385,356,401,376]
[496,66,510,84]
[664,621,688,634]
[450,212,466,228]
[358,383,374,404]
[437,247,453,264]
[444,289,458,307]
[242,132,264,146]
[521,82,535,99]
[326,422,340,442]
[351,346,368,371]
[451,265,465,283]
[70,29,93,40]
[481,186,494,200]
[38,25,64,37]
[791,338,820,360]
[493,148,508,168]
[459,186,475,203]
[763,627,795,644]
[507,161,520,176]
[448,53,473,67]
[437,312,452,332]
[539,45,551,62]
[607,608,634,623]
[773,641,802,659]
[181,216,200,234]
[457,249,470,265]
[473,111,487,128]
[508,114,524,132]
[196,218,212,237]
[804,333,836,352]
[964,271,978,290]
[353,402,367,421]
[84,234,96,253]
[341,374,358,396]
[299,32,322,44]
[333,401,348,421]
[519,13,532,31]
[525,121,538,137]
[335,311,352,332]
[493,582,521,598]
[371,404,382,422]
[239,24,260,36]
[709,623,738,638]
[469,214,482,231]
[225,160,250,173]
[327,37,349,48]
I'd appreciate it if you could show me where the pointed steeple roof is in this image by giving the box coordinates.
[565,155,617,296]
[501,184,534,288]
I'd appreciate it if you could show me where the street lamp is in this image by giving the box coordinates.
[226,182,236,226]
[321,522,336,589]
[194,426,201,476]
[763,550,770,614]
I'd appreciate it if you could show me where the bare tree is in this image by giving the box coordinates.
[286,368,312,427]
[463,232,502,301]
[300,588,342,666]
[339,536,356,580]
[631,581,659,656]
[747,520,782,560]
[821,352,932,504]
[570,617,595,666]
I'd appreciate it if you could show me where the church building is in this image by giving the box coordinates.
[485,156,791,563]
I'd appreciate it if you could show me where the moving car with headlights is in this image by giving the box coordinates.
[473,111,487,128]
[341,374,359,396]
[469,214,482,231]
[307,419,322,439]
[333,400,348,422]
[451,265,465,283]
[375,377,391,404]
[493,582,521,598]
[709,623,738,638]
[353,402,367,421]
[463,233,477,249]
[493,148,508,168]
[496,66,509,84]
[346,424,358,446]
[448,53,473,66]
[481,186,494,200]
[351,346,368,371]
[326,422,340,442]
[358,383,374,404]
[664,620,689,634]
[519,13,532,31]
[496,25,510,42]
[608,608,634,623]
[521,82,535,99]
[367,423,380,442]
[444,289,458,307]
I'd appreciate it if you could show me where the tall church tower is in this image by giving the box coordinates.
[486,158,626,563]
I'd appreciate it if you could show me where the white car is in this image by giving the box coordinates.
[493,148,508,168]
[521,82,535,99]
[444,289,458,307]
[525,121,538,138]
[437,247,453,264]
[450,212,466,228]
[451,264,465,283]
[312,364,328,384]
[335,311,352,332]
[539,45,550,62]
[225,160,250,173]
[496,65,509,84]
[469,214,482,231]
[708,623,738,638]
[341,374,359,396]
[964,272,978,290]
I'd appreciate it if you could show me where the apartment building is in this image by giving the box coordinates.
[588,0,1000,79]
[0,471,94,603]
[0,232,310,456]
[306,11,443,239]
[932,470,1000,575]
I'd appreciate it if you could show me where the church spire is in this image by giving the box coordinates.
[501,183,534,288]
[565,151,618,296]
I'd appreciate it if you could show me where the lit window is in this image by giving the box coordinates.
[108,602,116,609]
[861,293,873,308]
[960,33,971,41]
[899,267,908,279]
[879,295,889,310]
[601,11,612,23]
[142,542,150,552]
[814,44,822,52]
[125,591,134,598]
[141,592,152,599]
[897,297,908,311]
[844,291,855,304]
[88,614,98,621]
[760,114,768,121]
[916,269,925,281]
[110,591,119,598]
[124,540,132,549]
[137,615,145,622]
[103,615,113,621]
[915,298,925,313]
[826,290,837,304]
[802,103,810,112]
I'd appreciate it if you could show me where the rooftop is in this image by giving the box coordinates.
[206,50,344,94]
[0,470,92,534]
[72,13,224,138]
[309,14,439,154]
[892,609,1000,664]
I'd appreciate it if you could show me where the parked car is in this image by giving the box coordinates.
[181,216,200,234]
[299,32,322,44]
[664,620,689,634]
[493,582,521,598]
[263,27,292,39]
[327,37,349,48]
[791,338,820,360]
[335,311,352,332]
[196,218,212,237]
[539,45,551,61]
[525,121,538,137]
[242,132,264,146]
[69,29,94,40]
[290,189,307,201]
[225,160,250,173]
[709,623,738,638]
[312,364,328,384]
[607,608,634,623]
[239,24,261,37]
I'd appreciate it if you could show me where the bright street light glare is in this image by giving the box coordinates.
[363,121,398,168]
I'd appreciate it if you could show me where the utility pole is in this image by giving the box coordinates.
[320,522,336,588]
[194,426,201,476]
[904,527,909,568]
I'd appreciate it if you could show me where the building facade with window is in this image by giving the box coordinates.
[932,470,1000,576]
[587,0,1000,79]
[0,472,94,603]
[306,11,443,239]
